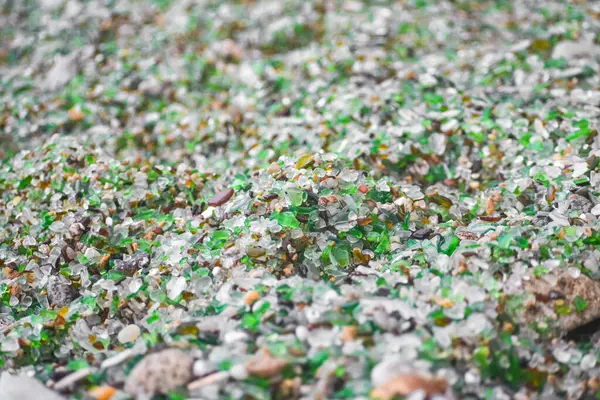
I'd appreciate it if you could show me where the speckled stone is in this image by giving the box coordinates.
[125,349,194,396]
[47,278,73,308]
[114,252,150,277]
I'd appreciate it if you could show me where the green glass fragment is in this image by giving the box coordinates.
[208,230,229,249]
[332,246,350,267]
[67,359,89,371]
[17,176,32,190]
[106,270,126,282]
[566,119,590,141]
[555,303,571,316]
[497,232,511,249]
[375,232,390,254]
[242,313,260,331]
[272,211,300,228]
[287,188,306,207]
[438,234,460,256]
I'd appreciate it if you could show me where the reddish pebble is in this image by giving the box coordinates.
[208,188,235,206]
[358,184,368,194]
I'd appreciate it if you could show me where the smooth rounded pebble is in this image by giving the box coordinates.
[117,324,141,344]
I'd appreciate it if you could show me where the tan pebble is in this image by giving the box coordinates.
[280,377,301,397]
[341,326,357,343]
[267,162,281,174]
[99,254,111,267]
[486,198,495,215]
[68,105,85,121]
[247,247,266,258]
[244,291,260,305]
[434,297,454,308]
[187,371,230,390]
[246,348,287,378]
[371,374,448,400]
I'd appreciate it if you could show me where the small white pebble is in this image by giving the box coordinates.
[568,267,581,279]
[553,347,571,364]
[118,324,141,344]
[193,360,216,377]
[224,331,249,344]
[230,364,248,380]
[295,326,309,341]
[465,369,480,385]
[581,353,597,370]
[248,269,264,278]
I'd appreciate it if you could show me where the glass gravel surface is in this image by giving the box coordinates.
[1,0,600,399]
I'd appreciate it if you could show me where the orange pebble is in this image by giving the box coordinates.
[89,386,117,400]
[244,290,260,305]
[67,105,85,121]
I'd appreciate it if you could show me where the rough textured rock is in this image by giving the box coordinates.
[523,271,600,334]
[124,349,194,396]
[412,228,433,240]
[456,230,479,241]
[568,194,593,214]
[114,252,150,277]
[46,277,73,308]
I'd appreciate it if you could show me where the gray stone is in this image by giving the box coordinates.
[125,349,194,396]
[523,272,600,334]
[47,278,73,308]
